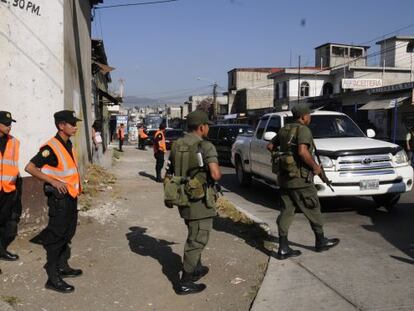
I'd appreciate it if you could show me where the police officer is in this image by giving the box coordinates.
[138,124,148,150]
[0,111,21,262]
[25,110,83,293]
[268,103,339,260]
[153,123,166,182]
[167,110,221,295]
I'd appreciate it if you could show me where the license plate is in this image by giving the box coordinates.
[360,179,379,190]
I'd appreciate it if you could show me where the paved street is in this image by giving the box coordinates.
[0,147,267,311]
[220,166,414,311]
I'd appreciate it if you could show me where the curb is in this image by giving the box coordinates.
[231,202,275,237]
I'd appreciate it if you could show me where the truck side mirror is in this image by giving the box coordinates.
[366,129,376,138]
[263,131,277,141]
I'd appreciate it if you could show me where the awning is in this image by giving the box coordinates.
[98,88,121,105]
[358,97,410,110]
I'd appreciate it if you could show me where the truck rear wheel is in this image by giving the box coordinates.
[235,158,252,187]
[372,193,400,212]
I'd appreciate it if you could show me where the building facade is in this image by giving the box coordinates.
[0,0,103,228]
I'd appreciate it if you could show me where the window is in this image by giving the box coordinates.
[218,128,228,140]
[350,48,363,58]
[266,116,281,134]
[255,116,269,139]
[282,81,287,98]
[207,127,219,140]
[300,81,310,97]
[332,46,348,57]
[322,83,333,95]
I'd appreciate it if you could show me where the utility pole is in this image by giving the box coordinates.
[297,55,301,106]
[213,82,218,121]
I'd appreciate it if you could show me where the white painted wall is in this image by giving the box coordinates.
[288,78,328,98]
[0,1,64,177]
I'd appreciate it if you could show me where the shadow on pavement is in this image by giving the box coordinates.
[219,170,280,211]
[359,201,414,262]
[138,171,157,182]
[126,226,182,291]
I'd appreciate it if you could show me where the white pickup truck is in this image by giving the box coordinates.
[231,110,413,210]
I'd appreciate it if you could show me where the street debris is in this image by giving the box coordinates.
[216,197,253,225]
[79,202,125,225]
[231,277,246,285]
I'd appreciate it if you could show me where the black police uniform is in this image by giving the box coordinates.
[30,134,80,287]
[0,135,22,260]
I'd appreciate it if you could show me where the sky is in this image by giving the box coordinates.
[92,0,414,103]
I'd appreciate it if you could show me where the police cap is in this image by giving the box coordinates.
[0,111,16,125]
[291,103,313,119]
[54,110,82,124]
[187,110,213,127]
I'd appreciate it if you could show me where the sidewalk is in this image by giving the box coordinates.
[224,177,414,311]
[0,146,267,311]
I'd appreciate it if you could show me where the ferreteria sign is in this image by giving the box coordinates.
[342,79,383,90]
[367,81,414,95]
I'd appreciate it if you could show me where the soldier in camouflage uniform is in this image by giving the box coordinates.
[268,103,339,260]
[167,110,222,295]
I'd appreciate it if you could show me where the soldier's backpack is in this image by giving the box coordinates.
[164,139,207,208]
[272,124,301,178]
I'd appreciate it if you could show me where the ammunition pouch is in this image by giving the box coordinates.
[163,175,189,207]
[279,152,300,178]
[205,185,218,209]
[271,152,280,174]
[184,177,205,200]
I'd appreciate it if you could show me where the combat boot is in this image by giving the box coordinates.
[192,261,209,281]
[276,236,301,260]
[0,242,19,261]
[177,271,206,295]
[58,267,83,278]
[45,266,74,293]
[315,233,340,252]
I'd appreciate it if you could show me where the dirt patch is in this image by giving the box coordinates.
[79,164,116,211]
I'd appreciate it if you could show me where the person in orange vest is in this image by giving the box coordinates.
[25,110,82,294]
[117,123,125,152]
[0,111,21,263]
[153,123,166,182]
[138,124,148,150]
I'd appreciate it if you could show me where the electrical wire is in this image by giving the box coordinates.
[95,0,181,10]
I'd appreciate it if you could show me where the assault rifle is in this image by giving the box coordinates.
[307,144,335,192]
[314,147,335,193]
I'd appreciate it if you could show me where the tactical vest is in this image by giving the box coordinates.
[40,137,81,199]
[164,138,210,207]
[0,135,20,193]
[278,124,312,179]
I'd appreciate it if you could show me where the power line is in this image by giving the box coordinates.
[95,0,181,10]
[359,22,414,46]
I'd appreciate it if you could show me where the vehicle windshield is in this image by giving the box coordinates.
[165,130,183,138]
[286,114,365,138]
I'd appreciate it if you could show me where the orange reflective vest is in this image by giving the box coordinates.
[139,128,148,139]
[118,127,125,139]
[0,135,20,193]
[153,130,166,153]
[41,137,81,199]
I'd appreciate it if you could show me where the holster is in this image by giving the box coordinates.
[44,184,66,200]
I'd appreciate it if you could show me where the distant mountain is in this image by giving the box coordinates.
[122,95,187,108]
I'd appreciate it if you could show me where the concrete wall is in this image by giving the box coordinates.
[246,89,274,110]
[64,0,93,172]
[236,71,274,91]
[0,0,93,229]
